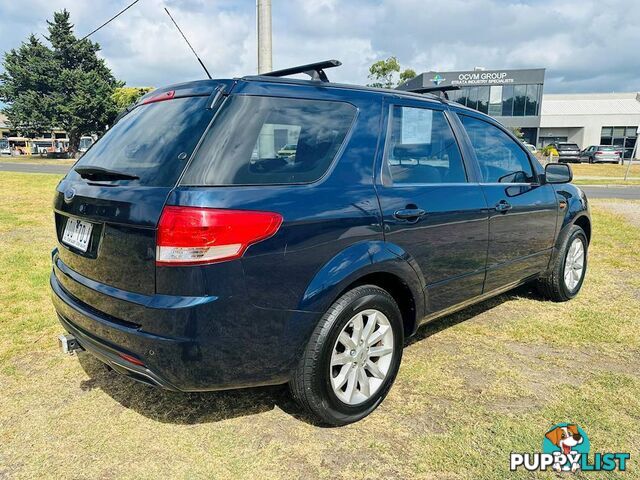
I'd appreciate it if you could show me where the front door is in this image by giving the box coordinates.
[376,101,489,315]
[458,114,558,292]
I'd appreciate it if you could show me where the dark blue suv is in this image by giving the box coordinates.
[52,61,591,425]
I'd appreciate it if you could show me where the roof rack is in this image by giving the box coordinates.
[262,59,342,83]
[404,85,460,100]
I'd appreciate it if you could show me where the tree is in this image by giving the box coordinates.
[509,127,525,140]
[112,86,155,111]
[367,56,416,89]
[0,35,59,138]
[0,10,123,153]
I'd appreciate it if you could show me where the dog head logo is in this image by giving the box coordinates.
[542,423,590,472]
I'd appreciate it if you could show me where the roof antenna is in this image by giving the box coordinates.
[164,7,212,80]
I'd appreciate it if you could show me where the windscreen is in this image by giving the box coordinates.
[557,144,579,150]
[181,95,357,185]
[73,96,214,187]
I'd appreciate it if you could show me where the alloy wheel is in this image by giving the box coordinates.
[564,237,585,291]
[329,309,394,405]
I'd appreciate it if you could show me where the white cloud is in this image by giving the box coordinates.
[0,0,638,92]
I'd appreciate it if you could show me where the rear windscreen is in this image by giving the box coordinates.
[181,95,357,185]
[599,146,617,151]
[73,96,214,187]
[557,144,579,150]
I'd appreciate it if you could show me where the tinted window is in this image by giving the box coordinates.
[557,144,579,150]
[385,106,466,184]
[513,85,526,117]
[74,96,214,187]
[182,96,356,185]
[502,85,514,116]
[525,84,539,116]
[477,86,490,114]
[461,115,534,183]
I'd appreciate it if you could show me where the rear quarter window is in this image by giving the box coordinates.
[181,95,357,186]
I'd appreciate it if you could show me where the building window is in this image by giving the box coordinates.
[525,84,539,116]
[477,86,490,114]
[450,83,541,118]
[502,85,514,116]
[601,126,638,158]
[488,86,502,116]
[513,85,527,117]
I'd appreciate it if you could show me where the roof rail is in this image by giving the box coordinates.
[262,59,342,83]
[403,85,460,100]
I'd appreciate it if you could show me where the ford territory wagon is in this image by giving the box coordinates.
[52,61,591,425]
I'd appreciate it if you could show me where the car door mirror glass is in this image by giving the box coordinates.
[545,163,572,184]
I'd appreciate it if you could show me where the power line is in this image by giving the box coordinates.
[79,0,142,41]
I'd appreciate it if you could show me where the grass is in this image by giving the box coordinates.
[0,155,76,165]
[571,162,640,179]
[573,178,640,186]
[0,171,639,479]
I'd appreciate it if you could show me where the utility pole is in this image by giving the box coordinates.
[257,0,272,74]
[256,0,274,157]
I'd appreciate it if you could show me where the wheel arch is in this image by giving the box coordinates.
[298,241,425,338]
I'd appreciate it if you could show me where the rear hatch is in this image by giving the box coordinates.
[557,143,580,157]
[53,84,226,295]
[595,146,621,160]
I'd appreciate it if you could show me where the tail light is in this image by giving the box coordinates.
[595,151,604,155]
[156,206,283,266]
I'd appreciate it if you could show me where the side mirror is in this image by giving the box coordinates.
[545,163,572,184]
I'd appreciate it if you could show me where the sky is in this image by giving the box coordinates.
[0,0,639,94]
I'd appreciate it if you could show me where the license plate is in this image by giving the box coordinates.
[62,217,93,252]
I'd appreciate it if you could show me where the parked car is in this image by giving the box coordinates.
[277,143,297,157]
[523,142,537,154]
[579,145,622,164]
[0,138,9,155]
[548,142,581,163]
[51,61,591,426]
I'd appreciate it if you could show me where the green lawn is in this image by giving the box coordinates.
[0,171,639,479]
[0,155,76,165]
[571,162,640,179]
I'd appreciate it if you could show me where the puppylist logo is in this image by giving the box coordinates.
[510,423,630,473]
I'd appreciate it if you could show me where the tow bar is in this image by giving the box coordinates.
[58,333,84,355]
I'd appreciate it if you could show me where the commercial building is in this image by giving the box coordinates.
[539,93,640,159]
[399,68,546,145]
[401,69,640,157]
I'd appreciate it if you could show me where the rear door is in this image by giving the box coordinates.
[457,113,558,292]
[375,99,489,315]
[54,89,222,295]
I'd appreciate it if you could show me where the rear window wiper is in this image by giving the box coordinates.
[75,166,140,181]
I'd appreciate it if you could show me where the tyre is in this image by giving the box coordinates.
[289,285,404,426]
[538,225,588,301]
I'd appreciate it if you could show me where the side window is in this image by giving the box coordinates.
[385,106,466,184]
[461,115,534,183]
[182,96,356,186]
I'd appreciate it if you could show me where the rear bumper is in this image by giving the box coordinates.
[51,251,320,391]
[559,156,581,163]
[57,311,181,390]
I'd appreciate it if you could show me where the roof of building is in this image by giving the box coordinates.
[541,92,640,116]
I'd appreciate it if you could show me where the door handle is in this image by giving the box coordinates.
[495,200,512,213]
[394,208,427,220]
